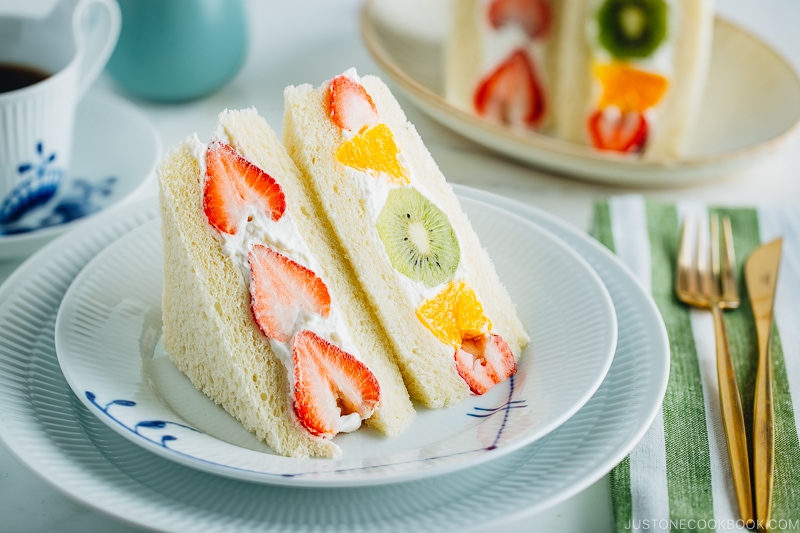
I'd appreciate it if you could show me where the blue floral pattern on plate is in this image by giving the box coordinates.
[84,380,527,479]
[85,391,200,449]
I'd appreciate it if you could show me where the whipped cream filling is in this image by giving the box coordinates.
[339,70,471,356]
[190,128,367,435]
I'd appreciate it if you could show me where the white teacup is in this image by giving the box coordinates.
[0,0,120,226]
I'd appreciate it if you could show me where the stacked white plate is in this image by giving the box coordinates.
[0,182,669,532]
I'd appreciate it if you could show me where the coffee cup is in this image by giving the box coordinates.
[0,0,121,226]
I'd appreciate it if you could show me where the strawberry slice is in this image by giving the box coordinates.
[454,334,516,395]
[488,0,552,39]
[474,49,545,129]
[293,329,381,438]
[328,74,379,132]
[587,108,648,153]
[203,142,286,235]
[248,244,331,343]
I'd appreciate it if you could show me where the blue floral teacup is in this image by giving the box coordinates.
[0,0,120,225]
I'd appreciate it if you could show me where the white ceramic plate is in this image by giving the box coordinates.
[0,90,160,259]
[362,0,800,186]
[54,197,617,487]
[0,187,668,532]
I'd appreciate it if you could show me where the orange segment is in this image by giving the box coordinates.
[416,281,491,347]
[335,124,409,183]
[455,283,492,339]
[417,281,461,347]
[594,63,669,113]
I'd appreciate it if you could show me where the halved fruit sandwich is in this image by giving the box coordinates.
[553,0,714,160]
[444,0,562,132]
[159,108,414,459]
[283,69,530,408]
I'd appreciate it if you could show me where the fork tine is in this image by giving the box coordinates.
[697,215,712,297]
[721,216,738,300]
[711,215,721,298]
[677,215,696,295]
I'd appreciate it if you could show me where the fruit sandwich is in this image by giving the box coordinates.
[445,0,562,132]
[445,0,714,161]
[283,69,530,408]
[159,108,415,459]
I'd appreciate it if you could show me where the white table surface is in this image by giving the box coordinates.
[1,1,799,531]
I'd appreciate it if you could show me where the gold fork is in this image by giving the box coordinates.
[676,214,753,526]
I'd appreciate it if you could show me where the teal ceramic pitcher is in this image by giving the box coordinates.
[106,0,247,101]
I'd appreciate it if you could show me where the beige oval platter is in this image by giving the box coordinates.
[361,0,800,187]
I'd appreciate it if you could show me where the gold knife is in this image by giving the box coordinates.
[745,238,782,530]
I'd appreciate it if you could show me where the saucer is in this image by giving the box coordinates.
[0,90,160,259]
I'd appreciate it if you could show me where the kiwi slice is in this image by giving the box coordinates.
[376,187,460,287]
[597,0,667,59]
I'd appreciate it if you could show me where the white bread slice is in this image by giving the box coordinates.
[444,0,564,133]
[444,0,488,117]
[283,72,529,408]
[159,108,414,458]
[553,0,713,161]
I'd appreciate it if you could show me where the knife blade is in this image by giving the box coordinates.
[745,238,782,528]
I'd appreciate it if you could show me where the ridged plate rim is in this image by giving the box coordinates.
[0,186,668,532]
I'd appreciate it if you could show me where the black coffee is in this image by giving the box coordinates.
[0,63,50,93]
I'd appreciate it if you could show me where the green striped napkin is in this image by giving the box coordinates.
[590,196,800,533]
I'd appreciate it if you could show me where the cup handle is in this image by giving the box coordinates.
[72,0,121,97]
